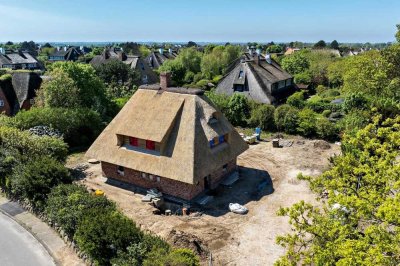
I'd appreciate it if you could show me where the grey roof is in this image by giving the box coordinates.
[145,50,178,69]
[0,51,38,65]
[90,49,159,86]
[49,47,82,61]
[216,53,293,104]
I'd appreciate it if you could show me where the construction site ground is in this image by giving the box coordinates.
[68,136,340,266]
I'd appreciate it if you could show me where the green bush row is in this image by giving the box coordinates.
[0,107,103,148]
[0,126,199,266]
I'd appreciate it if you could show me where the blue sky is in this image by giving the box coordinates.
[0,0,399,43]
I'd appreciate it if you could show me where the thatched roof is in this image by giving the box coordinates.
[216,53,293,104]
[0,51,38,65]
[145,50,178,69]
[11,72,40,107]
[86,86,248,184]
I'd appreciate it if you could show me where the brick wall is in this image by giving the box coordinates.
[0,89,11,115]
[21,99,32,111]
[102,162,205,200]
[209,158,237,189]
[101,158,237,201]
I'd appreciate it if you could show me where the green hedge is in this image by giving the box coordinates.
[0,107,103,147]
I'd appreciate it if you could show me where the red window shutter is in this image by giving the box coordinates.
[129,137,138,146]
[146,140,155,150]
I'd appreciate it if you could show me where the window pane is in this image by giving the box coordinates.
[129,137,138,146]
[146,140,155,150]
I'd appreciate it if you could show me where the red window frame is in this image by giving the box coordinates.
[129,137,138,146]
[146,140,155,150]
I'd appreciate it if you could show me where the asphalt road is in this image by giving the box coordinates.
[0,212,55,266]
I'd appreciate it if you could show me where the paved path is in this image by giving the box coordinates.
[0,212,55,266]
[0,196,84,266]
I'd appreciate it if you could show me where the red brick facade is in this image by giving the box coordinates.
[101,158,237,201]
[0,89,11,115]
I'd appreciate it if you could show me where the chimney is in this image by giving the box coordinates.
[118,51,126,61]
[168,48,172,54]
[159,48,164,55]
[63,46,67,51]
[160,72,171,90]
[256,48,261,55]
[265,53,272,64]
[254,54,260,65]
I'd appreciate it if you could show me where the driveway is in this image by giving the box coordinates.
[0,212,55,266]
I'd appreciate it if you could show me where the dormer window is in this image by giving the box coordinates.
[208,112,219,124]
[119,135,160,155]
[209,133,229,148]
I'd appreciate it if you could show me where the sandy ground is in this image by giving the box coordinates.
[69,137,340,265]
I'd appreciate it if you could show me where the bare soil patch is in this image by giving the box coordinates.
[69,136,340,265]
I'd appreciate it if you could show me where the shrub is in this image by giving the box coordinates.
[113,97,130,110]
[196,79,210,89]
[297,108,318,136]
[248,104,275,130]
[319,88,340,98]
[0,73,12,81]
[226,93,250,127]
[294,71,312,84]
[5,108,103,147]
[111,234,171,266]
[10,156,71,210]
[45,184,115,239]
[316,116,338,140]
[342,92,370,114]
[306,95,330,113]
[316,85,328,95]
[0,126,68,162]
[143,248,200,266]
[283,108,299,134]
[212,75,223,84]
[74,209,142,265]
[287,91,305,109]
[274,104,293,131]
[184,71,195,84]
[205,90,230,114]
[322,109,332,117]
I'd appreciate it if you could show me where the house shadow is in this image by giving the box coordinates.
[196,166,274,217]
[101,166,274,218]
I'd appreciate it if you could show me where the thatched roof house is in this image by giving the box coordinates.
[0,51,41,70]
[90,48,158,85]
[0,72,41,115]
[48,47,82,62]
[216,52,295,104]
[145,48,178,69]
[86,73,248,201]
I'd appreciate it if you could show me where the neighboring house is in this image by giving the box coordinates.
[312,49,341,57]
[284,47,301,55]
[0,50,41,70]
[216,52,295,104]
[0,72,41,115]
[86,73,248,202]
[145,48,178,69]
[90,48,158,85]
[48,47,82,62]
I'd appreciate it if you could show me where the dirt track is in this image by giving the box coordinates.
[72,137,340,265]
